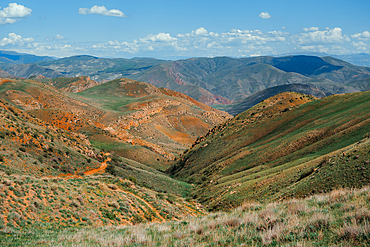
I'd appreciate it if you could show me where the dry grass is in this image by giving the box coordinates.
[3,187,368,246]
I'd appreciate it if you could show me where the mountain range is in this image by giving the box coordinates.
[1,53,370,106]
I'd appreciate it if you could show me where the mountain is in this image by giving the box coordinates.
[0,77,230,171]
[0,68,16,79]
[128,55,370,104]
[0,50,55,64]
[168,90,370,210]
[278,52,370,67]
[218,83,328,115]
[2,55,370,106]
[38,55,168,82]
[333,53,370,67]
[4,63,64,78]
[0,55,168,82]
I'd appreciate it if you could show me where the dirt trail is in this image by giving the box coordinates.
[84,153,111,176]
[58,153,111,179]
[56,153,167,222]
[118,188,166,222]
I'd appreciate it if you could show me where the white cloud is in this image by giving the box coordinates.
[0,18,17,25]
[351,31,370,41]
[46,35,66,41]
[352,41,368,51]
[99,27,288,58]
[0,33,34,46]
[194,27,208,35]
[8,26,367,59]
[297,27,350,44]
[79,5,126,17]
[146,33,177,42]
[0,3,32,25]
[259,12,271,19]
[303,27,319,32]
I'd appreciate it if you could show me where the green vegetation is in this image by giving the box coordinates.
[169,91,370,210]
[1,187,369,246]
[0,172,204,232]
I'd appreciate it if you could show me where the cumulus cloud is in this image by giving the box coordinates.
[303,27,319,32]
[352,41,368,51]
[99,27,287,57]
[351,31,370,41]
[194,27,208,35]
[0,33,34,46]
[0,3,32,25]
[297,27,350,44]
[79,5,126,17]
[259,12,271,19]
[146,33,177,42]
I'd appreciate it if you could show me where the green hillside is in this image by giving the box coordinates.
[169,91,370,210]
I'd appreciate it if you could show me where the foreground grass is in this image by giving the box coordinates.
[1,187,370,246]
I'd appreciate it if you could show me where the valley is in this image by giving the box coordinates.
[0,53,370,246]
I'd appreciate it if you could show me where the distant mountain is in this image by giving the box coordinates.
[0,55,169,82]
[278,52,370,67]
[0,50,55,64]
[128,55,369,104]
[2,54,370,105]
[0,68,16,78]
[36,55,169,82]
[4,63,64,78]
[220,83,328,115]
[333,53,370,67]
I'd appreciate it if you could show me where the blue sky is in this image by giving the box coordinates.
[0,0,369,59]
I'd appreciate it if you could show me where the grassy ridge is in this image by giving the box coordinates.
[169,91,370,210]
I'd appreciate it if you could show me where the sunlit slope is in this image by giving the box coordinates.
[169,91,370,210]
[77,78,231,164]
[0,77,230,170]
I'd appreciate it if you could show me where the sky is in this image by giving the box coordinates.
[0,0,370,59]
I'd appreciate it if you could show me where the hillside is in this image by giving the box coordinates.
[3,186,369,246]
[168,91,370,210]
[0,77,230,170]
[0,101,204,229]
[47,76,100,93]
[218,83,327,115]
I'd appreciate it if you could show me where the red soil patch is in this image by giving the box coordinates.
[155,125,194,145]
[179,116,211,136]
